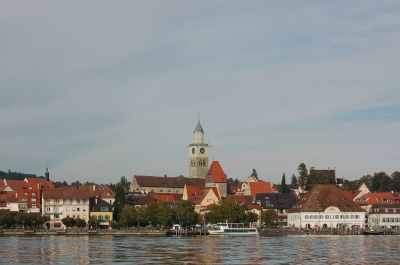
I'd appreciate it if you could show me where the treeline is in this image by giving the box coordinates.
[295,163,400,193]
[0,215,49,228]
[0,170,39,181]
[343,171,400,192]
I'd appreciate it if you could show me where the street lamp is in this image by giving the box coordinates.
[33,221,36,229]
[22,221,25,230]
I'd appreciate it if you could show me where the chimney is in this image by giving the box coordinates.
[95,196,97,205]
[93,185,95,191]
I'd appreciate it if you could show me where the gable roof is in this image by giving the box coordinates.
[24,178,55,188]
[248,182,275,198]
[3,180,25,191]
[89,197,113,212]
[134,176,205,188]
[355,192,400,205]
[42,188,91,200]
[288,184,365,213]
[342,190,362,200]
[206,161,227,183]
[184,185,220,204]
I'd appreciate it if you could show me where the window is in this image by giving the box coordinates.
[77,208,80,211]
[46,207,51,212]
[29,186,32,190]
[355,215,360,219]
[32,204,36,208]
[335,215,339,219]
[83,215,86,220]
[72,207,76,211]
[385,209,388,213]
[73,215,76,218]
[394,209,397,213]
[77,199,80,204]
[24,192,28,195]
[325,215,329,219]
[100,207,109,212]
[20,198,27,202]
[32,198,36,202]
[66,207,70,211]
[83,207,86,212]
[19,204,28,209]
[98,215,104,220]
[105,215,110,220]
[77,215,80,219]
[305,215,309,219]
[32,192,36,196]
[92,215,97,219]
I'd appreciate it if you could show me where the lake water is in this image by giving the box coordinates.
[0,234,398,264]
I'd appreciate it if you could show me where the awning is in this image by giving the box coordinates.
[99,222,109,226]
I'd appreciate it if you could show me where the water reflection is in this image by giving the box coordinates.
[0,235,399,264]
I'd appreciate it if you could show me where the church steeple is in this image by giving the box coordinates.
[189,116,209,178]
[45,166,50,181]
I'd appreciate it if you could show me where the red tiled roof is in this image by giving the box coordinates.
[3,180,25,190]
[148,193,182,203]
[134,175,205,188]
[247,204,261,211]
[289,184,365,213]
[24,178,55,188]
[185,186,220,204]
[42,188,91,200]
[342,190,361,200]
[206,161,227,183]
[355,192,400,205]
[249,182,275,198]
[225,195,253,204]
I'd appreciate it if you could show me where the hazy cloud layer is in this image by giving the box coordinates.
[1,1,399,184]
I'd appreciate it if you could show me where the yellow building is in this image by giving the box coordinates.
[89,197,113,228]
[182,185,221,213]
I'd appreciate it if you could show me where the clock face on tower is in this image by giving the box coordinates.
[200,147,205,154]
[192,148,195,154]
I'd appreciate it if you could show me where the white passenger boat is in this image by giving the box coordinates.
[208,222,259,236]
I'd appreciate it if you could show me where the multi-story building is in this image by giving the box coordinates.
[288,184,366,229]
[368,204,400,229]
[42,188,90,228]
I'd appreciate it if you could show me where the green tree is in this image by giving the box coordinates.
[359,174,372,190]
[261,209,278,227]
[281,173,290,193]
[297,163,308,191]
[61,217,76,227]
[119,206,136,228]
[307,170,329,190]
[71,181,82,186]
[88,217,99,229]
[245,212,258,226]
[75,218,86,227]
[175,200,197,226]
[156,201,175,227]
[340,180,360,190]
[135,207,147,227]
[371,171,392,192]
[117,176,130,193]
[391,171,400,192]
[204,198,247,224]
[0,215,15,228]
[113,184,125,222]
[291,174,298,185]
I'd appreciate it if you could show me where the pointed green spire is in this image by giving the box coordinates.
[194,117,204,133]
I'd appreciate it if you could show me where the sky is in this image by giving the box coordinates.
[1,1,399,185]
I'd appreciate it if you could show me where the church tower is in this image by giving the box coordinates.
[45,167,50,181]
[189,118,209,178]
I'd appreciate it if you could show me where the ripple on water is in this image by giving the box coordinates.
[0,234,399,264]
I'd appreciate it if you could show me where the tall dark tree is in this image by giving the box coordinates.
[297,163,308,191]
[291,174,298,185]
[113,184,125,222]
[117,176,130,193]
[175,200,197,226]
[390,171,400,192]
[281,173,290,193]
